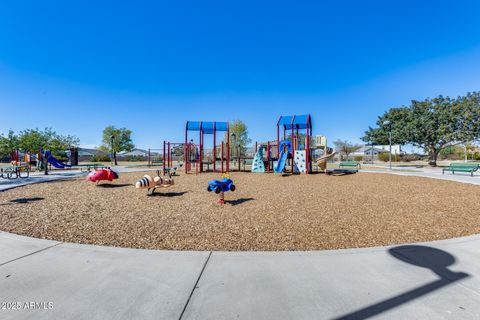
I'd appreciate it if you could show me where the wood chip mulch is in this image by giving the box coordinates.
[0,172,479,251]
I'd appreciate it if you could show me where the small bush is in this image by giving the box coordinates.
[400,154,423,162]
[91,155,111,162]
[353,156,363,162]
[123,155,146,162]
[378,152,401,162]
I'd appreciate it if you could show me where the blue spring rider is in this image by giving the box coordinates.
[207,174,236,204]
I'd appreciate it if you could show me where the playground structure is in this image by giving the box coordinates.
[251,115,314,174]
[184,121,230,174]
[45,150,72,169]
[161,141,186,175]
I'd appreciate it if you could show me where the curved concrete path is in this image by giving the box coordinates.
[1,168,480,319]
[1,231,480,320]
[0,166,158,192]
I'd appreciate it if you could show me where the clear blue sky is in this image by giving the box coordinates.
[1,1,480,149]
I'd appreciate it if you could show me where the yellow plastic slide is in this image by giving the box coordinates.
[316,149,336,172]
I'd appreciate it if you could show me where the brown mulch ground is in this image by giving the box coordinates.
[0,172,479,251]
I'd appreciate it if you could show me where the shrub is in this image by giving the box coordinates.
[378,152,401,162]
[123,155,146,162]
[91,154,111,162]
[400,154,423,162]
[353,156,363,162]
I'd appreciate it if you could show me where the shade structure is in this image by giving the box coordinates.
[185,120,230,174]
[277,115,312,130]
[186,121,229,134]
[276,114,313,174]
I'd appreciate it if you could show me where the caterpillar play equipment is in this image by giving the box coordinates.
[135,170,175,195]
[87,168,119,184]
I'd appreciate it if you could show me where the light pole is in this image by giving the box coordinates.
[110,135,115,166]
[383,120,392,170]
[370,141,374,165]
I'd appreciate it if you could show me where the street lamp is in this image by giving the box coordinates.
[110,135,115,166]
[383,120,392,170]
[370,141,374,165]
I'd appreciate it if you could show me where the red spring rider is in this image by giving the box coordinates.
[87,168,119,184]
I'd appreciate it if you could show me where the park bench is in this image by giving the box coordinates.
[150,159,163,166]
[442,163,479,177]
[164,162,183,175]
[339,161,361,169]
[0,165,30,179]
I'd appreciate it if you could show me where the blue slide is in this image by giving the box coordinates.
[45,151,72,169]
[274,150,288,173]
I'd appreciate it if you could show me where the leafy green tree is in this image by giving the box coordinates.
[363,93,480,166]
[0,130,20,159]
[226,120,251,157]
[172,144,184,157]
[17,128,79,154]
[100,126,134,165]
[333,139,362,160]
[286,132,307,147]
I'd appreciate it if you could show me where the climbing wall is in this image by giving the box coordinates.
[294,150,307,173]
[251,148,265,173]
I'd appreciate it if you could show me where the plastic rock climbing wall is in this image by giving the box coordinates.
[251,147,265,173]
[294,150,307,173]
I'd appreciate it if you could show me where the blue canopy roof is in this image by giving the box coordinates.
[186,121,229,134]
[277,114,312,130]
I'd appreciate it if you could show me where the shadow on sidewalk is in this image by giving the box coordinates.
[334,245,469,320]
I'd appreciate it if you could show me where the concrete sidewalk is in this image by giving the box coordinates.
[1,231,479,320]
[363,166,480,186]
[0,166,157,191]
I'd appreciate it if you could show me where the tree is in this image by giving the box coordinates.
[226,120,251,157]
[100,126,134,165]
[172,144,184,157]
[363,93,480,166]
[286,132,307,147]
[333,139,362,160]
[0,130,20,158]
[17,128,79,155]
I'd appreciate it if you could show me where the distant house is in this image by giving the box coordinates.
[78,148,108,162]
[375,144,403,155]
[351,146,384,158]
[352,145,403,157]
[117,149,149,159]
